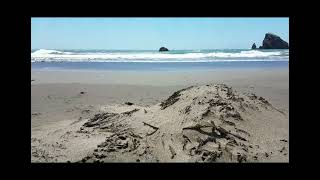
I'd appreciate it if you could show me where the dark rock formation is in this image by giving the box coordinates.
[125,102,134,106]
[259,33,289,49]
[159,47,169,52]
[251,43,256,49]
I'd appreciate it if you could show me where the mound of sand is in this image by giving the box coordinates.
[31,84,288,163]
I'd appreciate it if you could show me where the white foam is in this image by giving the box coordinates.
[31,59,289,63]
[31,49,288,62]
[31,49,68,55]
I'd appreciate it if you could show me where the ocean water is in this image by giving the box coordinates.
[31,49,289,71]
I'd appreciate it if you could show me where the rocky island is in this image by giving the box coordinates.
[252,33,289,49]
[251,43,257,49]
[159,47,169,52]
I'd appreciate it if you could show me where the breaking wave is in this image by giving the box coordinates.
[31,49,289,62]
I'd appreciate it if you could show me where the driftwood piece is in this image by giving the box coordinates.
[183,124,217,137]
[227,132,247,141]
[217,126,247,141]
[223,120,236,126]
[122,109,139,116]
[129,132,143,139]
[182,122,247,141]
[143,122,159,130]
[182,124,213,131]
[143,122,159,136]
[235,128,250,136]
[169,146,176,159]
[146,130,158,136]
[182,135,192,150]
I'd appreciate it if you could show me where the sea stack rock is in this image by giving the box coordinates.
[259,33,289,49]
[251,43,257,49]
[159,47,169,52]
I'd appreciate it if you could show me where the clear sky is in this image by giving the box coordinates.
[31,18,289,50]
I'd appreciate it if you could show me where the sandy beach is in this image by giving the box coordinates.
[31,17,289,163]
[31,68,288,162]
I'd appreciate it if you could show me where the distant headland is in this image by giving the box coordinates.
[252,33,289,49]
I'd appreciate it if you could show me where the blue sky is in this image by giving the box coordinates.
[31,18,289,50]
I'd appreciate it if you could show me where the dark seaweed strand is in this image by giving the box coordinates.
[160,86,194,110]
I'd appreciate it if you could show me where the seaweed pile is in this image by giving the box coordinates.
[79,84,288,163]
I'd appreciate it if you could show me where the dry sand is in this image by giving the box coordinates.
[31,69,288,162]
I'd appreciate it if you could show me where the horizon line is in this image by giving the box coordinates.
[31,48,258,51]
